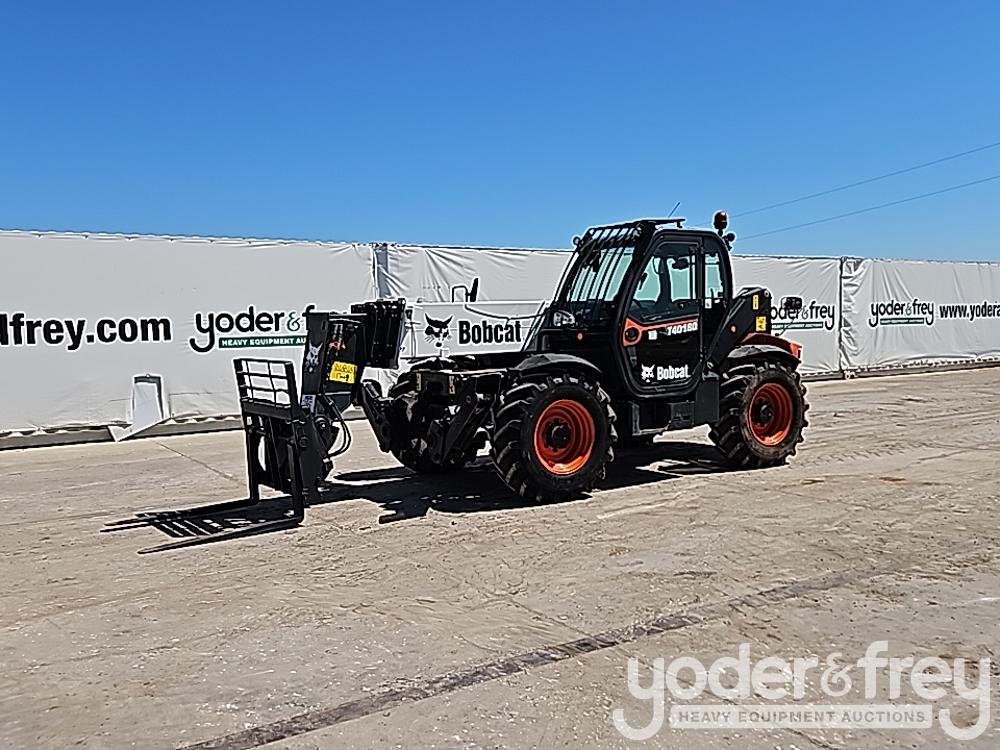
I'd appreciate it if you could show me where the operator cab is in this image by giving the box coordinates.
[619,231,732,394]
[541,216,734,399]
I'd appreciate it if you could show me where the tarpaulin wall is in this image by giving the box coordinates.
[387,245,842,376]
[0,231,375,433]
[4,229,1000,436]
[376,243,573,302]
[841,258,1000,371]
[717,256,840,375]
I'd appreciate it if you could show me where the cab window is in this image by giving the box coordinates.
[705,249,725,302]
[629,242,697,322]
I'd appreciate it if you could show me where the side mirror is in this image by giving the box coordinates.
[780,296,803,314]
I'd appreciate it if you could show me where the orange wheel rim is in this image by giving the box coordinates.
[748,382,794,446]
[533,399,595,476]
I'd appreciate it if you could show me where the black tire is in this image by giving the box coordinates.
[387,371,480,473]
[490,370,616,501]
[709,359,808,469]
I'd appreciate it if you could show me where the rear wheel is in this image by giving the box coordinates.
[387,371,481,473]
[491,370,616,501]
[709,359,807,468]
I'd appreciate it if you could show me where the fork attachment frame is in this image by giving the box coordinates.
[108,359,325,553]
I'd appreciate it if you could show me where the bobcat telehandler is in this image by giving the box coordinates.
[115,213,808,551]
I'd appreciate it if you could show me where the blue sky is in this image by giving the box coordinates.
[1,1,998,259]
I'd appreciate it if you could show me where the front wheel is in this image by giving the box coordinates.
[491,371,616,502]
[709,359,808,468]
[386,370,480,473]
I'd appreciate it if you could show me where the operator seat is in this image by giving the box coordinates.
[653,260,673,315]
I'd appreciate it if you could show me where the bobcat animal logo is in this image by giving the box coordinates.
[640,364,655,383]
[305,343,322,369]
[424,315,453,348]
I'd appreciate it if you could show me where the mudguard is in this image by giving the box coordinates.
[511,353,603,379]
[726,341,801,370]
[741,332,802,360]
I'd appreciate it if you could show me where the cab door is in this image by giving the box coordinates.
[701,240,732,345]
[620,239,702,393]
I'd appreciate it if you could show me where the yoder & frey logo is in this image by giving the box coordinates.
[612,641,991,742]
[772,299,837,332]
[868,299,935,328]
[188,304,316,353]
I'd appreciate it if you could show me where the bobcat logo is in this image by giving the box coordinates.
[639,363,690,382]
[304,342,322,369]
[424,315,452,348]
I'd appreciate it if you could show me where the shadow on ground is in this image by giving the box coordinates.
[102,440,735,552]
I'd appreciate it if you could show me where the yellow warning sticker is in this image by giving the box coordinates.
[755,316,768,332]
[329,361,357,384]
[752,294,759,311]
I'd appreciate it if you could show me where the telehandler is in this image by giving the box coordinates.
[115,212,807,551]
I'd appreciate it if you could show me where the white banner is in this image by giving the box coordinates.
[378,244,572,302]
[841,257,1000,371]
[399,301,545,361]
[371,244,570,392]
[10,227,1000,436]
[381,248,842,375]
[0,232,375,432]
[379,244,842,375]
[731,255,842,375]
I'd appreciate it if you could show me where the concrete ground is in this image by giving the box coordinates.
[2,368,1000,749]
